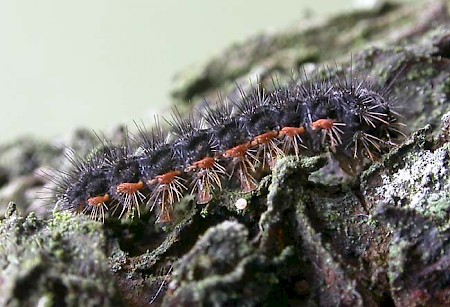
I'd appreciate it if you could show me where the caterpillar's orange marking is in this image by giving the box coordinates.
[279,126,306,138]
[148,171,187,222]
[187,157,227,204]
[115,181,146,218]
[251,131,279,146]
[312,119,346,150]
[87,194,111,207]
[150,171,183,185]
[188,157,216,171]
[85,194,110,222]
[116,181,145,194]
[278,126,307,158]
[252,131,283,168]
[223,143,259,191]
[312,119,335,131]
[223,143,252,159]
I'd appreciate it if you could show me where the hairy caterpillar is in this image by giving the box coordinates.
[50,68,403,223]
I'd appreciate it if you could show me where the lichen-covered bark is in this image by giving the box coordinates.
[0,203,122,306]
[1,1,450,306]
[361,126,450,306]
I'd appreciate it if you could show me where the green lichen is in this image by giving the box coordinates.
[0,203,122,307]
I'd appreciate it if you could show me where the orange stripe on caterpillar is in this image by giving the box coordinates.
[115,181,146,218]
[223,143,259,193]
[186,157,227,204]
[251,131,279,146]
[223,143,253,159]
[251,131,283,168]
[279,126,306,138]
[87,194,111,207]
[312,119,336,130]
[149,171,183,186]
[85,194,110,222]
[312,119,346,151]
[148,171,187,223]
[116,181,145,194]
[278,126,307,158]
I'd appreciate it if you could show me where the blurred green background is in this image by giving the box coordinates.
[0,0,388,143]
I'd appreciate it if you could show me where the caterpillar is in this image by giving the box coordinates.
[50,68,403,223]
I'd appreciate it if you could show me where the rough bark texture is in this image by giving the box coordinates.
[1,1,450,306]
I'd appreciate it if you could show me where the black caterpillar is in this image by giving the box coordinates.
[51,69,403,222]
